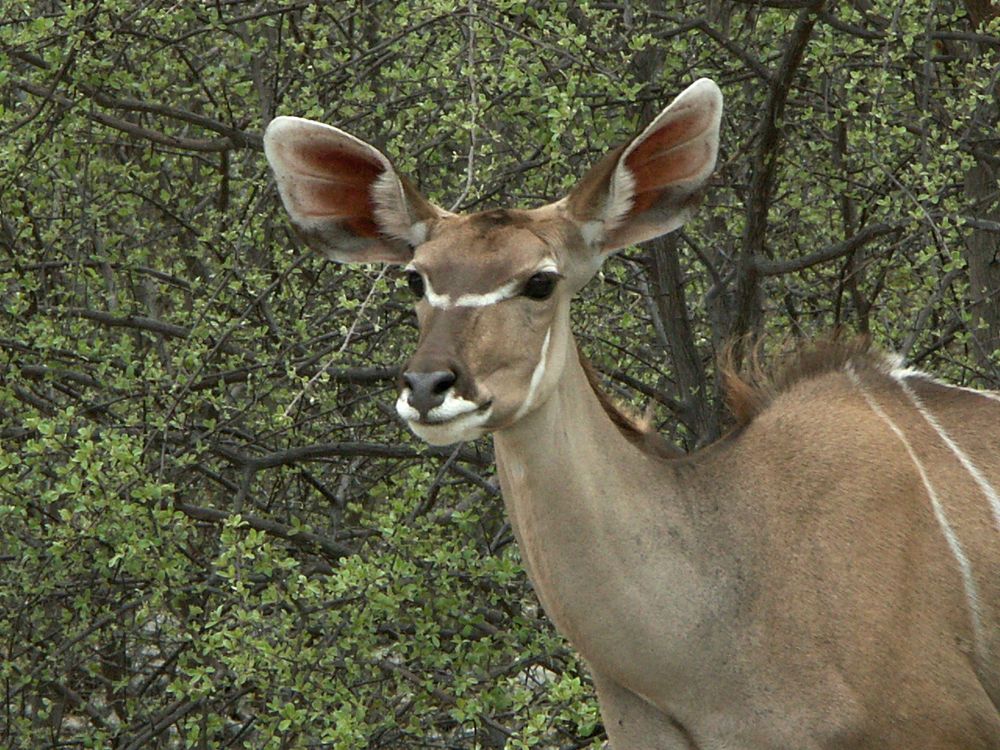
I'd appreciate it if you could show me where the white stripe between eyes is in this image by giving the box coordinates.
[893,376,1000,528]
[405,262,559,310]
[414,274,518,309]
[452,281,520,308]
[846,364,985,661]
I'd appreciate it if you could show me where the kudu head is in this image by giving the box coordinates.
[264,79,722,445]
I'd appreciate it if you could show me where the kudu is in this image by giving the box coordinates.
[264,80,1000,748]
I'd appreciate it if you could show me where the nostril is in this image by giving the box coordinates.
[432,372,456,394]
[402,370,458,415]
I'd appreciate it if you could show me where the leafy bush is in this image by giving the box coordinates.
[1,1,996,747]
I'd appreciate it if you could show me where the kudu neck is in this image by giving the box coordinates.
[492,333,675,509]
[490,334,705,676]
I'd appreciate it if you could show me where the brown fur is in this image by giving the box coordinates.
[466,208,532,231]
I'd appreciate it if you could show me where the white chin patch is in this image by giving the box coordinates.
[395,389,493,446]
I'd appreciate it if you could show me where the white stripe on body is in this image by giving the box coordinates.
[892,375,1000,528]
[941,384,1000,405]
[887,358,1000,405]
[845,364,986,661]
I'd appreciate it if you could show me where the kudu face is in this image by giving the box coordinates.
[392,210,576,444]
[263,79,722,445]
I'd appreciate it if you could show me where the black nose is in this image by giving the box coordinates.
[402,370,457,416]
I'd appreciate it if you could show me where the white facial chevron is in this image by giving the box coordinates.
[407,266,518,310]
[513,327,552,421]
[448,280,520,309]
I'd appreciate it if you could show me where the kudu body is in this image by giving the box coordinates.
[264,80,1000,748]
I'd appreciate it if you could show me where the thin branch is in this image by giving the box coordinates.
[726,0,816,6]
[6,45,262,149]
[56,307,249,356]
[931,30,1000,47]
[12,77,241,152]
[641,235,718,441]
[284,267,388,417]
[898,268,965,359]
[172,500,355,560]
[120,697,205,750]
[59,307,189,338]
[191,363,397,391]
[755,221,903,275]
[212,440,490,470]
[48,681,111,732]
[819,10,886,39]
[963,216,1000,232]
[19,364,104,389]
[449,0,479,212]
[605,367,685,417]
[689,19,773,81]
[82,86,261,150]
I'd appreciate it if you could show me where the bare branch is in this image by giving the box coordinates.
[172,501,355,560]
[963,216,1000,232]
[755,222,904,275]
[59,307,189,338]
[689,19,773,81]
[56,307,250,357]
[449,0,480,212]
[284,267,388,417]
[898,268,965,359]
[120,697,205,750]
[212,440,491,470]
[190,363,397,391]
[12,77,242,152]
[6,46,261,149]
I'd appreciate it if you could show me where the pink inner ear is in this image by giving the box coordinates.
[297,143,383,181]
[294,177,371,216]
[623,109,711,212]
[627,141,712,214]
[289,143,385,236]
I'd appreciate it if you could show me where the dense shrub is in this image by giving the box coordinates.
[1,1,996,747]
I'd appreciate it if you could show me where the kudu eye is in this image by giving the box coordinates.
[405,270,425,299]
[522,272,559,300]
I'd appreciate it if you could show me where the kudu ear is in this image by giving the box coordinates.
[263,116,446,264]
[564,78,722,255]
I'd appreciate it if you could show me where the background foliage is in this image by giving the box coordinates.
[1,1,997,747]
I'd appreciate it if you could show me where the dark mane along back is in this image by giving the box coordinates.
[721,336,877,426]
[584,337,883,455]
[578,351,682,458]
